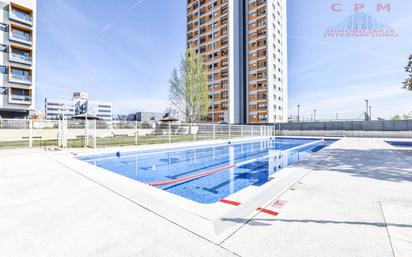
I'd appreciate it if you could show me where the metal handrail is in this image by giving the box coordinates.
[10,11,33,22]
[11,33,32,42]
[10,53,32,63]
[11,74,31,81]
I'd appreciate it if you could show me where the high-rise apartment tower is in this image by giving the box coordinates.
[0,0,36,118]
[187,0,287,124]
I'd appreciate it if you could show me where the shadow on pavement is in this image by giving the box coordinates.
[222,218,412,228]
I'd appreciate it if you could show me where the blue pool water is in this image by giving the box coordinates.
[386,141,412,147]
[78,138,336,204]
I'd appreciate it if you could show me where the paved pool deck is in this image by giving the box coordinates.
[1,138,411,257]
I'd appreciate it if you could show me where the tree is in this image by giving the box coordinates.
[391,113,412,120]
[403,55,412,90]
[169,48,209,124]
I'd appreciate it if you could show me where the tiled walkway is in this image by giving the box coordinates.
[1,138,411,257]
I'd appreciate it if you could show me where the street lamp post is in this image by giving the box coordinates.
[297,105,301,122]
[365,99,369,121]
[314,109,317,122]
[369,106,372,121]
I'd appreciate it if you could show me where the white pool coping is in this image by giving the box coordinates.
[51,136,339,243]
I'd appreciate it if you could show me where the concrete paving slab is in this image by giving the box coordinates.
[381,203,412,257]
[221,138,412,257]
[1,138,411,257]
[0,187,236,257]
[0,152,98,208]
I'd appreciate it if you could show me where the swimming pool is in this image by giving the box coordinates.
[386,141,412,148]
[78,138,335,204]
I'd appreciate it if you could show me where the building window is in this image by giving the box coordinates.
[11,27,31,42]
[0,66,7,74]
[0,44,7,52]
[0,23,8,32]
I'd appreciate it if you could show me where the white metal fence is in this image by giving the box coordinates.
[0,119,275,149]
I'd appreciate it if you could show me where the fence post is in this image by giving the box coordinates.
[241,125,244,138]
[251,126,253,137]
[58,120,62,148]
[28,120,32,149]
[213,124,216,140]
[228,124,231,139]
[135,121,138,145]
[193,123,197,141]
[93,120,97,149]
[168,122,171,143]
[84,120,88,148]
[63,120,67,148]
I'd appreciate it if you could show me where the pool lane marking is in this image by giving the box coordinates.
[149,153,271,187]
[220,199,241,206]
[149,140,325,187]
[149,164,237,186]
[256,208,279,216]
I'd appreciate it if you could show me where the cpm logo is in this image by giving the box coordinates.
[324,2,398,38]
[330,3,391,12]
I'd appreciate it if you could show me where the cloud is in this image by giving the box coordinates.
[288,35,405,59]
[99,0,145,33]
[288,35,405,75]
[292,69,403,89]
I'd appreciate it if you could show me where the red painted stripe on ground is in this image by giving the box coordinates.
[256,208,279,216]
[220,199,241,206]
[149,164,236,187]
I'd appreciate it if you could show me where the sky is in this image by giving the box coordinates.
[36,0,412,120]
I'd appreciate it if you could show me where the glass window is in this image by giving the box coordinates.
[0,44,7,52]
[0,23,7,32]
[12,8,31,21]
[12,68,30,77]
[0,66,7,74]
[12,48,29,57]
[12,28,30,41]
[11,88,29,96]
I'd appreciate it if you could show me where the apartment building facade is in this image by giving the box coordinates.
[0,0,36,118]
[187,0,287,124]
[44,99,75,120]
[45,92,113,122]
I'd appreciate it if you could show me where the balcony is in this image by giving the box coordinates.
[10,10,33,26]
[9,53,32,65]
[9,94,32,105]
[9,31,32,45]
[9,74,32,84]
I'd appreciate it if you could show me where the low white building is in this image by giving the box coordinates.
[44,99,75,120]
[45,92,112,122]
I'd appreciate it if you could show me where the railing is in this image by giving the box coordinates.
[0,119,276,149]
[10,11,33,23]
[10,74,31,82]
[10,95,31,103]
[10,33,32,43]
[10,53,32,64]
